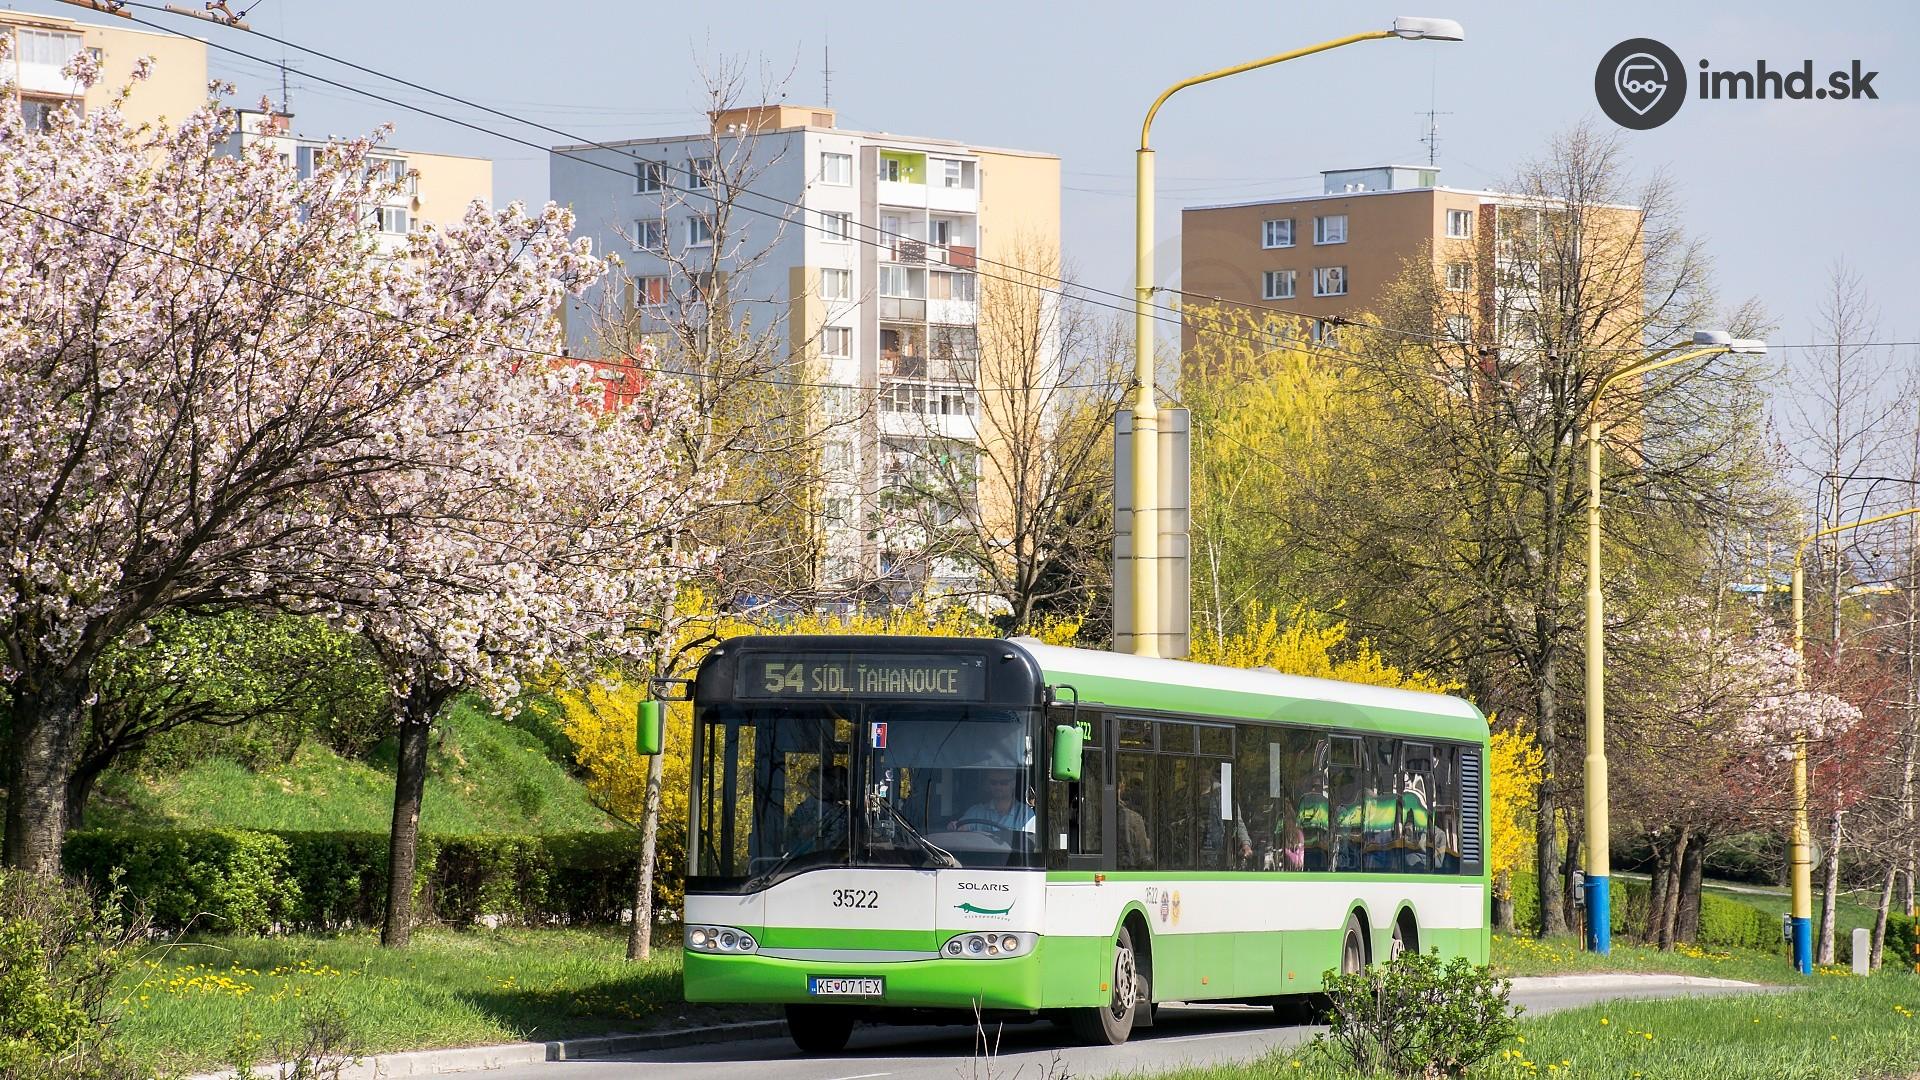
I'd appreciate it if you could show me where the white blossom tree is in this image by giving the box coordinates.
[0,53,701,883]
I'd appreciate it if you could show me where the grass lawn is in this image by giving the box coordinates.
[107,926,756,1075]
[88,701,610,835]
[1146,937,1920,1080]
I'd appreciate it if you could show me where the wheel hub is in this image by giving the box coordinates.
[1111,945,1137,1017]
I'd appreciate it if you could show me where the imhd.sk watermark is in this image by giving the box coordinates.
[1595,37,1881,130]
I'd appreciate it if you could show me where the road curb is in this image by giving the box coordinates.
[1510,973,1763,991]
[184,1018,788,1079]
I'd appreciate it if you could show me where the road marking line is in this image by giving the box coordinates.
[824,1072,892,1079]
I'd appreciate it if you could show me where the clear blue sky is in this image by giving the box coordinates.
[13,0,1915,358]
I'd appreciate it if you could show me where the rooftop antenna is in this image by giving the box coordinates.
[1417,57,1451,167]
[821,27,834,107]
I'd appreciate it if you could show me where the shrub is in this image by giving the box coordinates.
[1886,914,1919,972]
[62,828,651,934]
[1697,892,1779,952]
[0,870,148,1079]
[1506,870,1541,935]
[1314,948,1521,1078]
[62,828,296,934]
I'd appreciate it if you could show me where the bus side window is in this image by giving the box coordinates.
[1328,736,1363,872]
[1116,750,1155,870]
[1400,742,1436,873]
[1432,744,1461,873]
[1155,752,1198,872]
[1362,737,1399,872]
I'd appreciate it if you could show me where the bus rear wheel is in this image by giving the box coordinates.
[1340,912,1368,975]
[1070,924,1143,1045]
[785,1004,856,1055]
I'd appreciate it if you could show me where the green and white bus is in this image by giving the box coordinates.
[680,635,1489,1052]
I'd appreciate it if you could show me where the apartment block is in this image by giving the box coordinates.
[1,9,207,130]
[224,108,494,254]
[550,105,1060,590]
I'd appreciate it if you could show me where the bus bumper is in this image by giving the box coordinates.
[685,949,1052,1011]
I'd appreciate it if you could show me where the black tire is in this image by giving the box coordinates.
[1340,912,1368,976]
[1069,923,1143,1045]
[1270,994,1318,1025]
[786,1004,856,1055]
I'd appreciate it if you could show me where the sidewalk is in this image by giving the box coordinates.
[184,1019,788,1080]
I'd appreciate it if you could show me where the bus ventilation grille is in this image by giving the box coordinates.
[1459,748,1483,862]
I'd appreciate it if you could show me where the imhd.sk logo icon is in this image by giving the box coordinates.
[1596,38,1686,130]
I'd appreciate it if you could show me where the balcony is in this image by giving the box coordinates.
[879,296,926,321]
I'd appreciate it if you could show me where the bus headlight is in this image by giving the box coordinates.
[943,932,1034,959]
[685,925,759,954]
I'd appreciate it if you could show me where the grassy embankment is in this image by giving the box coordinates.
[86,699,609,835]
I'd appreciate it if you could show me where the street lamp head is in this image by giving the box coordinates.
[1391,16,1466,41]
[1691,329,1767,354]
[1691,330,1734,347]
[1730,338,1768,354]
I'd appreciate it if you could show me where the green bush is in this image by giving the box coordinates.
[1886,914,1919,972]
[1314,949,1520,1077]
[1507,870,1540,935]
[63,828,650,934]
[1697,891,1779,952]
[0,870,147,1079]
[61,828,297,934]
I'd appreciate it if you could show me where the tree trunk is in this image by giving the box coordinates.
[382,683,443,949]
[1560,811,1583,935]
[1675,835,1705,944]
[629,748,665,961]
[1871,865,1896,970]
[1534,662,1566,936]
[1817,808,1843,965]
[1644,831,1671,944]
[63,751,114,830]
[1493,872,1515,932]
[3,674,89,876]
[1659,827,1690,951]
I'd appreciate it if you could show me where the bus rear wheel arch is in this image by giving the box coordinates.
[1390,908,1419,960]
[1340,909,1371,975]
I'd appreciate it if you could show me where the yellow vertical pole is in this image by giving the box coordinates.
[1583,413,1610,951]
[1130,146,1160,658]
[1790,555,1813,973]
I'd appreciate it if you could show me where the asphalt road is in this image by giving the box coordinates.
[479,976,1774,1080]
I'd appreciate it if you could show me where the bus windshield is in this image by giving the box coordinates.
[693,702,1039,888]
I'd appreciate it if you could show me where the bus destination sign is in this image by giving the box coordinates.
[743,653,987,700]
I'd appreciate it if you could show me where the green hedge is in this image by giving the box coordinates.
[62,828,649,934]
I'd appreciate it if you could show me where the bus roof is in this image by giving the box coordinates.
[1011,638,1488,743]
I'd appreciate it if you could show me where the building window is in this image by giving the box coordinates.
[1313,214,1347,245]
[1313,266,1347,297]
[374,206,409,234]
[1261,269,1295,301]
[1310,319,1340,346]
[822,326,852,357]
[880,158,903,182]
[930,271,975,302]
[1261,218,1294,249]
[688,157,715,189]
[820,210,852,242]
[820,152,852,186]
[1446,208,1474,238]
[927,218,952,247]
[19,96,73,132]
[634,161,664,194]
[821,268,851,300]
[1446,262,1472,292]
[18,29,83,67]
[631,275,667,308]
[633,219,665,253]
[938,158,972,189]
[1444,314,1471,342]
[686,217,713,247]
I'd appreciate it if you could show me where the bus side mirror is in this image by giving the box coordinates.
[637,699,664,756]
[1051,723,1084,782]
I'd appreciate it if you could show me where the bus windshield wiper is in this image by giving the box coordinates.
[871,795,961,869]
[743,847,837,892]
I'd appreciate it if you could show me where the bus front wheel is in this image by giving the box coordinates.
[1070,924,1143,1045]
[785,1004,856,1055]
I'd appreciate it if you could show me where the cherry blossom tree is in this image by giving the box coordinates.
[0,53,702,884]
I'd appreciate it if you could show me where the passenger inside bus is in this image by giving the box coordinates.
[785,764,849,855]
[1116,776,1152,869]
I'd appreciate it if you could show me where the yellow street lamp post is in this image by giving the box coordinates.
[1584,331,1765,953]
[1125,17,1464,657]
[1788,506,1920,973]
